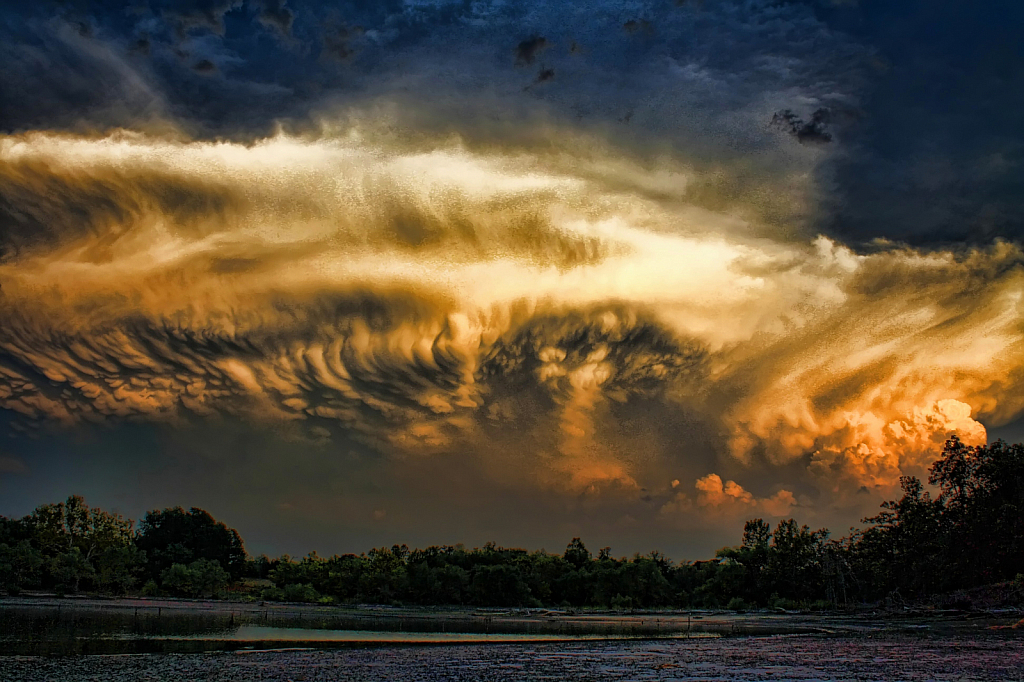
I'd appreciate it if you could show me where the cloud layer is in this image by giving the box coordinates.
[2,0,1023,553]
[1,129,1020,516]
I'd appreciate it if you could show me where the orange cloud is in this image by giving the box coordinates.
[0,128,1021,504]
[660,474,797,520]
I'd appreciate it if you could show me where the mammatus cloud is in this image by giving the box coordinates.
[1,127,1021,518]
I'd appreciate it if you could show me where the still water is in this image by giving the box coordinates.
[1,600,1022,680]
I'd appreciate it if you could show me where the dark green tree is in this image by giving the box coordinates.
[563,537,592,570]
[930,436,1024,587]
[136,507,246,580]
[29,495,134,563]
[0,541,44,595]
[95,545,147,594]
[49,547,94,595]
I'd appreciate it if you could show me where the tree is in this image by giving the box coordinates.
[765,519,828,602]
[50,547,94,595]
[0,516,32,546]
[136,507,247,581]
[160,563,195,597]
[95,545,147,594]
[29,495,134,562]
[859,476,945,597]
[469,564,533,607]
[358,546,408,603]
[929,437,1024,586]
[563,537,592,570]
[742,519,771,550]
[0,541,44,595]
[620,557,673,607]
[189,558,230,597]
[160,559,229,598]
[715,518,773,605]
[526,552,572,604]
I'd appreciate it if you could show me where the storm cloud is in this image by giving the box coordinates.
[1,0,1022,557]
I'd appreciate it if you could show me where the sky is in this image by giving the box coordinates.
[1,0,1023,561]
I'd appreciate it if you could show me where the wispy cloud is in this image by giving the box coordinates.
[0,128,1019,507]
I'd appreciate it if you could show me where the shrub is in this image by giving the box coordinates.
[260,587,286,601]
[261,583,321,603]
[771,596,799,610]
[282,582,321,603]
[726,597,748,612]
[160,559,230,598]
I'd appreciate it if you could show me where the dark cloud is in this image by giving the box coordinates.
[0,285,719,497]
[0,456,28,475]
[515,36,547,66]
[192,58,217,73]
[480,309,709,397]
[771,108,832,145]
[809,0,1024,245]
[154,0,242,38]
[622,19,652,35]
[0,16,165,133]
[131,36,151,56]
[255,0,294,37]
[0,159,242,261]
[320,23,362,61]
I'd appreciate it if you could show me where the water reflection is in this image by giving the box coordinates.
[169,625,699,643]
[0,602,730,656]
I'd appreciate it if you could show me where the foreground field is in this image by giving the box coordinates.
[2,634,1024,681]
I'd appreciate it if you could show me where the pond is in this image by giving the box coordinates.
[0,600,725,655]
[1,599,1022,680]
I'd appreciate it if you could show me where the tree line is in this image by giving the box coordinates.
[1,436,1022,609]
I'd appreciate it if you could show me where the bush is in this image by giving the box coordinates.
[161,563,195,596]
[283,583,321,603]
[771,596,799,610]
[189,558,230,597]
[260,587,286,601]
[262,583,321,603]
[726,597,748,612]
[160,559,230,598]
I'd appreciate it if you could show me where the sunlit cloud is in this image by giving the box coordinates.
[1,127,1021,509]
[659,473,797,521]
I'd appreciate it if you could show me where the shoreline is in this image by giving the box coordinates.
[3,594,1021,634]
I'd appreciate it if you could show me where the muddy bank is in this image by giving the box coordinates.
[2,634,1024,681]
